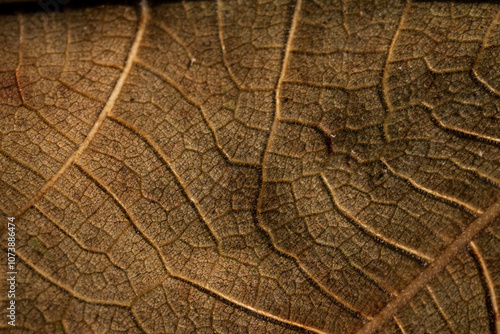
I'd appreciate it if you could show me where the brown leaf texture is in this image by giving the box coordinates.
[0,0,499,333]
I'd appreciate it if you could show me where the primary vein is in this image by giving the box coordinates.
[358,197,500,334]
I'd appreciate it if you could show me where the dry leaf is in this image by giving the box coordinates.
[0,0,499,333]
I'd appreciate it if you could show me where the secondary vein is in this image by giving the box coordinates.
[14,0,150,219]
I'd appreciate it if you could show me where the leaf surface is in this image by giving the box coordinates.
[0,0,499,333]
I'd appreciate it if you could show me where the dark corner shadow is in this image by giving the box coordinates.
[0,0,201,16]
[0,0,497,15]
